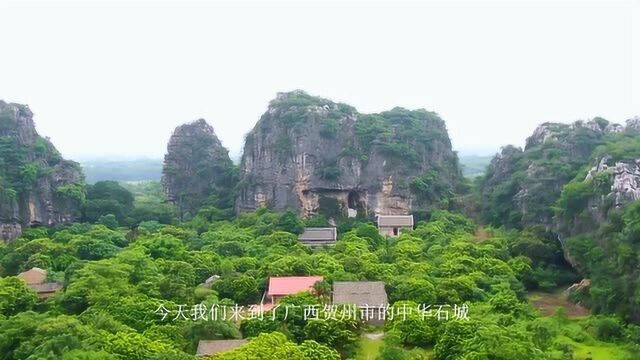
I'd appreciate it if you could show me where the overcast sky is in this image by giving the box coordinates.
[0,0,638,160]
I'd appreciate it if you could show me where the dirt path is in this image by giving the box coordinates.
[528,289,590,317]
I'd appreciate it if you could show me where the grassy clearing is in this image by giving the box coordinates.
[559,336,631,360]
[356,336,383,360]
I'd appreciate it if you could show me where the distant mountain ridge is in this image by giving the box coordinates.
[81,159,162,183]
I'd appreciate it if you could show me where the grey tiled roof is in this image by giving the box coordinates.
[377,215,414,227]
[196,339,247,356]
[299,227,337,241]
[333,281,388,307]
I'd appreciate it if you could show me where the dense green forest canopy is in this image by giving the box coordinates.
[1,198,640,359]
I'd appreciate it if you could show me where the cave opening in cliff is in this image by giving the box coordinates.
[347,190,366,218]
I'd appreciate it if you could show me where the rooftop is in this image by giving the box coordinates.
[196,339,247,356]
[267,276,324,297]
[333,281,388,306]
[17,267,48,285]
[299,227,337,241]
[377,215,414,227]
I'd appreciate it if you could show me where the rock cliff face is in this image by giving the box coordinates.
[586,158,640,209]
[236,91,461,219]
[481,118,619,229]
[550,119,640,320]
[0,101,84,242]
[162,119,236,218]
[557,120,640,238]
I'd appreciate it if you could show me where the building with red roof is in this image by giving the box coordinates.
[263,276,324,306]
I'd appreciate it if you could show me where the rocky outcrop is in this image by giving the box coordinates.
[162,119,236,218]
[236,90,461,219]
[0,101,84,242]
[565,278,591,299]
[556,154,640,245]
[625,116,640,134]
[586,157,640,208]
[481,118,620,229]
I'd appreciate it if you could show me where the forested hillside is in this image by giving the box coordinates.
[480,117,640,325]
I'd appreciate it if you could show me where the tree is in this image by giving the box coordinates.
[83,181,135,225]
[0,277,38,317]
[211,275,261,304]
[70,236,119,260]
[275,209,304,234]
[391,279,436,305]
[97,214,119,229]
[384,301,439,348]
[214,332,305,359]
[303,319,360,357]
[299,340,341,360]
[434,320,478,360]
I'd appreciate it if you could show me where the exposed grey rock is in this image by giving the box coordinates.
[236,90,461,218]
[162,119,236,218]
[526,118,620,151]
[586,156,640,209]
[605,123,624,134]
[0,223,22,242]
[612,161,640,207]
[0,100,84,242]
[626,116,640,134]
[525,123,566,149]
[565,278,591,297]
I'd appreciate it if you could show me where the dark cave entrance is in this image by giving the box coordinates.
[348,191,361,209]
[347,190,366,218]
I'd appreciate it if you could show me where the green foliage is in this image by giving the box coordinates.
[318,196,342,220]
[555,180,595,219]
[593,317,624,341]
[212,275,261,304]
[0,105,85,234]
[319,118,339,139]
[1,205,638,359]
[480,121,610,228]
[562,200,640,320]
[57,183,86,202]
[19,162,40,188]
[275,136,292,160]
[304,319,360,356]
[319,161,340,182]
[410,169,453,204]
[83,181,135,225]
[275,210,304,234]
[214,332,309,359]
[354,108,459,187]
[0,277,38,317]
[97,214,119,229]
